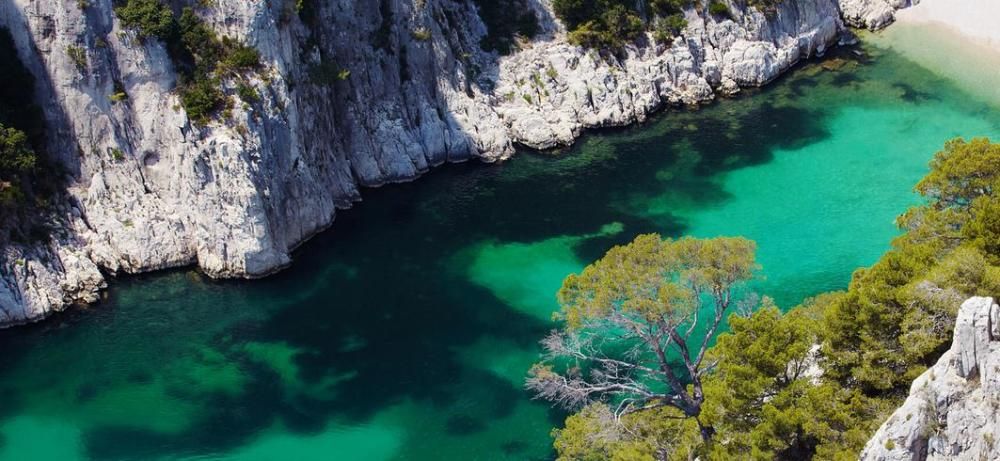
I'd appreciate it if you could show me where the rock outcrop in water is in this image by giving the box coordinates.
[0,0,914,326]
[862,296,1000,461]
[839,0,916,29]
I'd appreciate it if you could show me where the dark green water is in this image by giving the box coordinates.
[1,35,999,460]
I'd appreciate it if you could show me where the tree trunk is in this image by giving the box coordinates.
[696,418,716,442]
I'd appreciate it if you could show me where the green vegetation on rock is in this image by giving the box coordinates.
[823,137,1000,392]
[708,1,730,18]
[749,0,784,13]
[114,0,175,40]
[473,0,539,55]
[536,138,1000,460]
[0,28,60,241]
[66,45,88,72]
[528,234,760,443]
[552,0,690,49]
[115,0,261,124]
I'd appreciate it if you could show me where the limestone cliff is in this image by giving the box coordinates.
[862,297,1000,461]
[0,0,913,326]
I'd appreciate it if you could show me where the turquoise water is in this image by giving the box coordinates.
[1,36,999,460]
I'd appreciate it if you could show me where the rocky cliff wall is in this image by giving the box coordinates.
[862,297,1000,461]
[0,0,913,326]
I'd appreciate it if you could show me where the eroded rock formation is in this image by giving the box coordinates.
[0,0,913,325]
[862,296,1000,461]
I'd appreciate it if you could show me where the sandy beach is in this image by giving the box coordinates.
[865,0,1000,107]
[895,0,1000,49]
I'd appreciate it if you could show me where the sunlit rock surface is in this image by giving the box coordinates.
[0,0,913,325]
[862,297,1000,461]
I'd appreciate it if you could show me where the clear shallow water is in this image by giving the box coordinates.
[868,21,1000,107]
[2,37,1000,461]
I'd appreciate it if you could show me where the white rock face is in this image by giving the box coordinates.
[839,0,918,29]
[862,297,1000,461]
[0,0,913,326]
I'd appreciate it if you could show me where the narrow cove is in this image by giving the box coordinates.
[0,35,998,461]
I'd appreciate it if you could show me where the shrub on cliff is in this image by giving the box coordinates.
[0,28,59,241]
[0,125,35,174]
[0,123,39,216]
[114,0,176,40]
[553,0,691,50]
[179,78,225,124]
[115,1,261,125]
[749,0,785,13]
[653,13,687,45]
[222,41,261,71]
[708,1,731,18]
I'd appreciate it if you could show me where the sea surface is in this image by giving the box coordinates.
[1,29,998,460]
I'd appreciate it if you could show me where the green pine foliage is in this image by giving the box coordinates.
[544,138,1000,460]
[66,45,88,72]
[115,0,261,124]
[236,82,259,103]
[552,0,690,50]
[114,0,176,40]
[823,138,1000,392]
[551,0,786,49]
[0,125,36,174]
[0,28,60,241]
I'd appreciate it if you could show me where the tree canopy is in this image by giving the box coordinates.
[823,137,1000,392]
[538,138,1000,460]
[528,234,759,441]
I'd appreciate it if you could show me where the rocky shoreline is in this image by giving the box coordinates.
[0,0,914,326]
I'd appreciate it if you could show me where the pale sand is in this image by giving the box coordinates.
[864,0,1000,107]
[895,0,1000,49]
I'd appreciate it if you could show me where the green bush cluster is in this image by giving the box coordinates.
[114,0,175,40]
[822,138,1000,392]
[410,27,432,41]
[0,28,59,241]
[236,82,259,103]
[472,0,539,55]
[66,45,88,72]
[0,126,36,175]
[0,124,35,214]
[109,79,128,103]
[552,0,689,50]
[548,138,1000,460]
[115,0,261,124]
[708,1,730,18]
